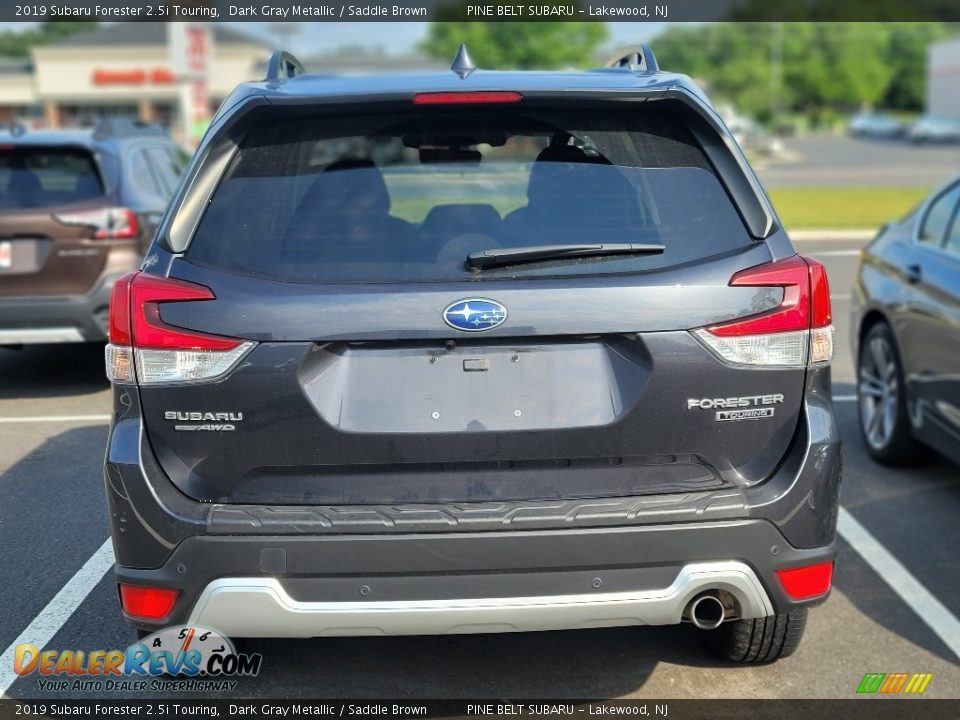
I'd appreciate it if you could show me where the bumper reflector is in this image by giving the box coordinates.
[775,561,834,600]
[119,584,179,620]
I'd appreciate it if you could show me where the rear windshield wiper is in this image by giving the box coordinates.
[466,243,665,270]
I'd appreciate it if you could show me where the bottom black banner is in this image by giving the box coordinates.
[0,700,957,720]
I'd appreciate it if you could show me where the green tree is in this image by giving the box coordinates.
[0,22,98,58]
[422,20,608,70]
[654,22,960,122]
[883,23,957,109]
[36,22,99,43]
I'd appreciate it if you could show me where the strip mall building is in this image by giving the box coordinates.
[928,38,960,118]
[0,22,446,145]
[0,23,268,142]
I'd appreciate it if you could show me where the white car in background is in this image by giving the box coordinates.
[908,115,960,144]
[848,112,906,139]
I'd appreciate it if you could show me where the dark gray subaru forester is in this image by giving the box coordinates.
[103,46,840,662]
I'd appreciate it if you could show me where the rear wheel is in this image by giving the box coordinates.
[856,322,923,465]
[705,609,807,663]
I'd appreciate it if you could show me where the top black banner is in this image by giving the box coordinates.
[8,0,960,23]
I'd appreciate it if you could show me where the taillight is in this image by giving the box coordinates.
[693,255,834,367]
[775,561,834,600]
[105,271,253,385]
[128,274,240,351]
[54,207,139,240]
[119,584,179,621]
[413,91,523,105]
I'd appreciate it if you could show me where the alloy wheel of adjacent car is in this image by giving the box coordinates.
[856,323,923,465]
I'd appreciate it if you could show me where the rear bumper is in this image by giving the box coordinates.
[113,518,834,636]
[105,367,840,636]
[188,561,774,638]
[0,268,131,344]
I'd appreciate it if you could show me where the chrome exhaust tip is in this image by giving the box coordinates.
[686,593,726,630]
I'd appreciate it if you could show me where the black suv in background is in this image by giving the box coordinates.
[0,119,183,345]
[104,47,840,662]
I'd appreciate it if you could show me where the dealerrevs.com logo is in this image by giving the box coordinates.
[13,626,262,692]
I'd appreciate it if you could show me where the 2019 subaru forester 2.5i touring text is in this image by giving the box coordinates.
[103,46,840,662]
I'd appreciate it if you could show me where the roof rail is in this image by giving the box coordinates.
[265,50,305,83]
[604,44,660,73]
[93,117,165,140]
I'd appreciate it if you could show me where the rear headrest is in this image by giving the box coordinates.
[10,169,44,205]
[527,145,589,207]
[422,203,500,236]
[535,145,589,164]
[309,158,391,216]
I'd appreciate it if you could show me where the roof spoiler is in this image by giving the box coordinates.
[265,50,305,83]
[604,44,659,73]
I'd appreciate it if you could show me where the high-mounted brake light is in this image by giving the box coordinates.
[119,584,179,621]
[105,272,254,385]
[54,207,139,240]
[775,561,834,600]
[413,91,523,105]
[693,255,834,367]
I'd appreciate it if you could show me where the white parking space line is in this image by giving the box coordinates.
[0,415,110,424]
[791,230,875,242]
[833,395,856,402]
[0,538,115,698]
[837,508,960,662]
[810,250,862,258]
[830,294,852,301]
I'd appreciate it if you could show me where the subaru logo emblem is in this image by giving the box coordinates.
[442,298,507,332]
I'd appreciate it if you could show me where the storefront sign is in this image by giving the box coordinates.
[91,68,176,85]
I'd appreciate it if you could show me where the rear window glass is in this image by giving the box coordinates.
[188,108,751,282]
[0,147,104,209]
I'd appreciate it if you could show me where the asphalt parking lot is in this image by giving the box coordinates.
[1,237,959,700]
[760,135,960,187]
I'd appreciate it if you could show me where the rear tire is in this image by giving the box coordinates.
[856,322,924,465]
[705,609,807,663]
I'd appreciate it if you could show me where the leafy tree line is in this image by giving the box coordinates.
[655,22,960,121]
[422,19,608,71]
[423,21,959,122]
[0,22,98,58]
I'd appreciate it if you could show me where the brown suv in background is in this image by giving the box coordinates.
[0,119,183,344]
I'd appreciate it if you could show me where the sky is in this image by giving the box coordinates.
[0,21,671,57]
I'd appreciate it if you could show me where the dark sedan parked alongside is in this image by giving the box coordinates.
[852,177,960,465]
